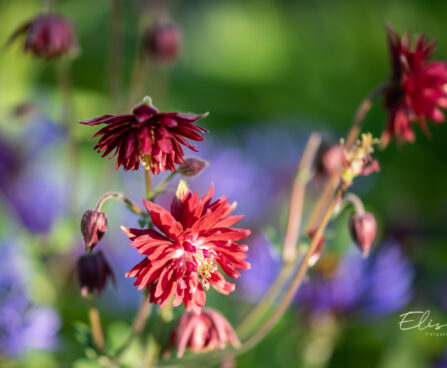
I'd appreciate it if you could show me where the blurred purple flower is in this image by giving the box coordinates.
[0,114,67,234]
[0,240,60,355]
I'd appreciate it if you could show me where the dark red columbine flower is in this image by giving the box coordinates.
[77,251,115,297]
[382,24,447,146]
[179,157,209,178]
[122,183,250,313]
[144,22,182,64]
[79,97,208,173]
[170,309,240,358]
[349,211,377,258]
[81,210,108,250]
[6,14,78,59]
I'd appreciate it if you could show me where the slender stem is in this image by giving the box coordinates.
[95,192,145,216]
[109,0,122,110]
[237,133,321,338]
[44,0,54,12]
[88,292,106,353]
[283,133,322,262]
[145,169,152,199]
[149,171,177,200]
[342,193,365,215]
[345,81,389,149]
[129,56,149,108]
[133,298,152,334]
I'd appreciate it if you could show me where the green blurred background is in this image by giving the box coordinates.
[1,0,447,367]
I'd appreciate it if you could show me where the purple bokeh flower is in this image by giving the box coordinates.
[0,114,67,234]
[0,240,60,356]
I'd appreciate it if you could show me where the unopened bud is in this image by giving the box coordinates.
[316,144,343,177]
[144,22,182,64]
[349,211,377,257]
[179,157,209,177]
[77,251,115,297]
[81,210,107,250]
[307,229,325,266]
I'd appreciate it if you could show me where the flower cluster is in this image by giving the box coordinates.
[122,183,250,312]
[80,97,208,173]
[383,24,447,145]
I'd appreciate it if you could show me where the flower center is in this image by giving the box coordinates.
[197,258,217,279]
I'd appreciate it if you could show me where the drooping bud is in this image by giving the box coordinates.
[6,14,79,59]
[77,251,115,297]
[316,144,343,177]
[349,211,377,257]
[143,22,182,64]
[81,210,107,250]
[169,309,240,358]
[179,157,209,177]
[307,229,325,267]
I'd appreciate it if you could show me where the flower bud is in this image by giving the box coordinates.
[349,211,377,257]
[169,309,240,358]
[179,157,209,177]
[307,229,325,267]
[81,210,107,250]
[6,14,79,59]
[77,251,115,297]
[316,144,343,177]
[144,22,182,64]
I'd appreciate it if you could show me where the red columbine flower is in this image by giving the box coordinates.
[170,309,240,358]
[122,183,250,313]
[80,97,208,173]
[77,251,115,297]
[382,24,447,145]
[6,14,78,59]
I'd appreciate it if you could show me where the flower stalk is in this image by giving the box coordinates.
[87,292,106,353]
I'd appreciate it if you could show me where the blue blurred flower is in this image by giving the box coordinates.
[0,240,60,356]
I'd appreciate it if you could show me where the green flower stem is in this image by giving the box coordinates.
[145,169,152,199]
[109,0,122,111]
[149,171,177,201]
[87,292,106,353]
[95,192,146,217]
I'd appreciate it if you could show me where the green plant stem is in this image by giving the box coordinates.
[95,192,145,216]
[88,292,105,353]
[109,0,122,110]
[145,169,152,199]
[149,171,177,200]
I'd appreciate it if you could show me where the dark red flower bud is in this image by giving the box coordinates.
[144,23,182,64]
[6,14,79,59]
[179,157,209,177]
[349,211,377,257]
[316,144,343,177]
[81,210,107,250]
[307,229,325,266]
[77,251,115,297]
[169,309,240,358]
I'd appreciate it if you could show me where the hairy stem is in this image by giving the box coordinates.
[95,192,145,216]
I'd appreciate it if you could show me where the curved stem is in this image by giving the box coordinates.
[88,292,106,353]
[95,192,145,216]
[342,193,365,215]
[282,133,322,262]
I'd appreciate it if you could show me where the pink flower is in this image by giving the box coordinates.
[6,14,78,59]
[79,97,208,173]
[349,212,377,258]
[170,309,240,358]
[122,184,250,313]
[144,22,182,64]
[383,24,447,145]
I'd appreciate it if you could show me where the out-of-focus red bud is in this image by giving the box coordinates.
[349,211,377,257]
[169,309,240,358]
[81,210,107,250]
[144,23,182,64]
[77,251,115,297]
[316,144,343,177]
[179,157,209,177]
[307,229,325,266]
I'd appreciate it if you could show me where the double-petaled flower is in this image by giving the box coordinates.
[6,14,78,59]
[80,97,208,173]
[122,183,250,313]
[383,24,447,145]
